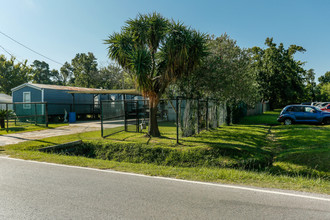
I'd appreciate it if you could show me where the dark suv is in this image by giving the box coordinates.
[277,105,330,125]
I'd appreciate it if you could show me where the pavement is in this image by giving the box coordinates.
[0,120,123,146]
[0,156,329,220]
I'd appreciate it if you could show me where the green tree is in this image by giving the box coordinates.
[173,34,259,124]
[98,64,134,89]
[60,62,74,85]
[187,34,258,103]
[319,83,330,100]
[318,71,330,84]
[31,60,60,84]
[0,55,31,94]
[304,69,317,102]
[71,52,98,88]
[251,38,306,109]
[105,12,207,136]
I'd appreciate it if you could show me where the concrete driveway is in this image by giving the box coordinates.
[0,120,123,146]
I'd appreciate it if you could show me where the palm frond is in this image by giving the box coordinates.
[104,32,134,70]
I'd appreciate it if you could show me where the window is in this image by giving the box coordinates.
[292,106,304,112]
[23,92,31,109]
[305,107,314,113]
[286,107,294,112]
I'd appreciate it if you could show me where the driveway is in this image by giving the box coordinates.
[0,120,123,146]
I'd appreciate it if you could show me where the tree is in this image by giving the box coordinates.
[319,83,330,100]
[71,52,98,88]
[250,38,306,109]
[98,64,135,89]
[31,60,61,85]
[318,71,330,85]
[304,69,317,102]
[172,34,259,124]
[0,55,31,94]
[60,62,74,85]
[181,34,259,103]
[105,12,207,137]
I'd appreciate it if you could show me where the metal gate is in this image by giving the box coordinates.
[124,100,140,133]
[101,100,143,138]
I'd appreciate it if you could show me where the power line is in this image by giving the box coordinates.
[0,45,25,63]
[0,45,14,57]
[0,30,64,66]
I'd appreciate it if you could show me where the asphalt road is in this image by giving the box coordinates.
[0,156,329,220]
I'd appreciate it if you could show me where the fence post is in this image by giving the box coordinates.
[14,104,16,126]
[45,102,48,127]
[206,98,209,130]
[100,101,104,137]
[34,103,37,126]
[136,101,139,133]
[197,99,200,134]
[6,103,9,133]
[124,100,127,132]
[176,96,179,144]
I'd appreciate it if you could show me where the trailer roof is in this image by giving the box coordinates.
[0,93,12,103]
[11,83,103,92]
[11,83,142,96]
[67,89,142,96]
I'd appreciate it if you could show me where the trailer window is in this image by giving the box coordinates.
[23,92,31,109]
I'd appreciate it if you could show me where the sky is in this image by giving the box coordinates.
[0,0,329,81]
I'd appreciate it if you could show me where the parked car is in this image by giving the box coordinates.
[320,104,330,112]
[319,102,330,108]
[277,105,330,125]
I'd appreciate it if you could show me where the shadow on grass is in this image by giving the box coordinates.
[272,125,330,175]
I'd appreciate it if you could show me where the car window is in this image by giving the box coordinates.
[286,107,293,112]
[292,106,304,112]
[305,107,314,112]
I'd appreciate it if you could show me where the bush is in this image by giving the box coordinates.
[61,141,273,170]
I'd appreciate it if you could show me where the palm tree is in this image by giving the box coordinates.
[105,12,207,137]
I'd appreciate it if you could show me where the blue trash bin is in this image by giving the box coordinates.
[69,112,76,123]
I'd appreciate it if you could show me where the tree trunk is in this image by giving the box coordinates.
[226,104,232,126]
[148,95,161,137]
[0,119,5,129]
[149,105,160,137]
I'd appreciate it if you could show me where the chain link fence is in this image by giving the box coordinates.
[176,98,227,141]
[100,97,228,143]
[0,102,48,132]
[100,100,125,137]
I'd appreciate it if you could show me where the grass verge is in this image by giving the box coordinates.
[1,113,329,194]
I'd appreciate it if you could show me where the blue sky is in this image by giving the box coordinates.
[1,0,329,80]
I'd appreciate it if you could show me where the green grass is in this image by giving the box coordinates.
[239,110,281,125]
[1,112,329,194]
[0,122,68,135]
[271,124,330,178]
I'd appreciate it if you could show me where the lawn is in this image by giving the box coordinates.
[271,125,330,178]
[1,111,329,194]
[239,110,281,125]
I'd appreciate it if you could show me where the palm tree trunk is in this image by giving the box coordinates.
[148,96,160,137]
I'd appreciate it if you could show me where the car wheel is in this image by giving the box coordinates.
[284,118,293,125]
[323,118,330,125]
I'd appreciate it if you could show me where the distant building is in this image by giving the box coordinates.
[0,93,12,110]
